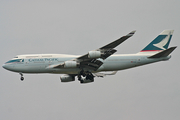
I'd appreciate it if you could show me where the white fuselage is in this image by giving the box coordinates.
[2,53,170,74]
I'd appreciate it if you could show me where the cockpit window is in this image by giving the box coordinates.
[6,59,24,64]
[14,56,18,58]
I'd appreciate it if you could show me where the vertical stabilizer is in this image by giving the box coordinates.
[140,30,174,52]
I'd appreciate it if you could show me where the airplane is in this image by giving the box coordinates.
[2,30,177,84]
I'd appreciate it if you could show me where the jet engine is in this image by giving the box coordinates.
[64,61,78,68]
[88,51,101,59]
[60,74,75,82]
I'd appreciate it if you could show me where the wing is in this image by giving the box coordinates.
[74,30,136,70]
[77,30,136,60]
[93,71,118,77]
[54,30,136,71]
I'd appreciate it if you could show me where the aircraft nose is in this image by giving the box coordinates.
[2,63,14,71]
[2,64,7,69]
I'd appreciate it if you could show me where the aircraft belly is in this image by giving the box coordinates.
[16,64,47,73]
[102,57,141,71]
[103,61,137,71]
[17,62,81,74]
[102,57,167,71]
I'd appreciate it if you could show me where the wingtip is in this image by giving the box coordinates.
[130,30,136,34]
[127,30,136,36]
[173,46,177,49]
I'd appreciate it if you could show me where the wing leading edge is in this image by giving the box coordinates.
[77,30,136,60]
[74,30,136,70]
[53,30,136,71]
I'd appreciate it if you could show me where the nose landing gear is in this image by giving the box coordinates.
[19,73,24,81]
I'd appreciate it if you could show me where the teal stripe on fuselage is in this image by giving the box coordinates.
[6,59,23,64]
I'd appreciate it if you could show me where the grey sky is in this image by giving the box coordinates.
[0,0,180,120]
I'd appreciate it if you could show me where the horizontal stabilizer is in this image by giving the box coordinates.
[148,46,177,58]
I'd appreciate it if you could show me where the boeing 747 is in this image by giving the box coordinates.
[2,30,177,83]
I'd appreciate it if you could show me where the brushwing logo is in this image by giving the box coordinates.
[153,33,170,50]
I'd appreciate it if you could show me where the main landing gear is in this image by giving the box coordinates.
[19,73,24,81]
[77,70,94,83]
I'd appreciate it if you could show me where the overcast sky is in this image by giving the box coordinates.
[0,0,180,120]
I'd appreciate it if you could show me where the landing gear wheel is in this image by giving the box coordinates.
[80,70,86,77]
[19,73,24,81]
[21,77,24,81]
[86,72,94,80]
[80,80,83,83]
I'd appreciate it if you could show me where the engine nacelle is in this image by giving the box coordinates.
[88,51,101,59]
[64,61,78,68]
[80,77,94,84]
[60,75,75,82]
